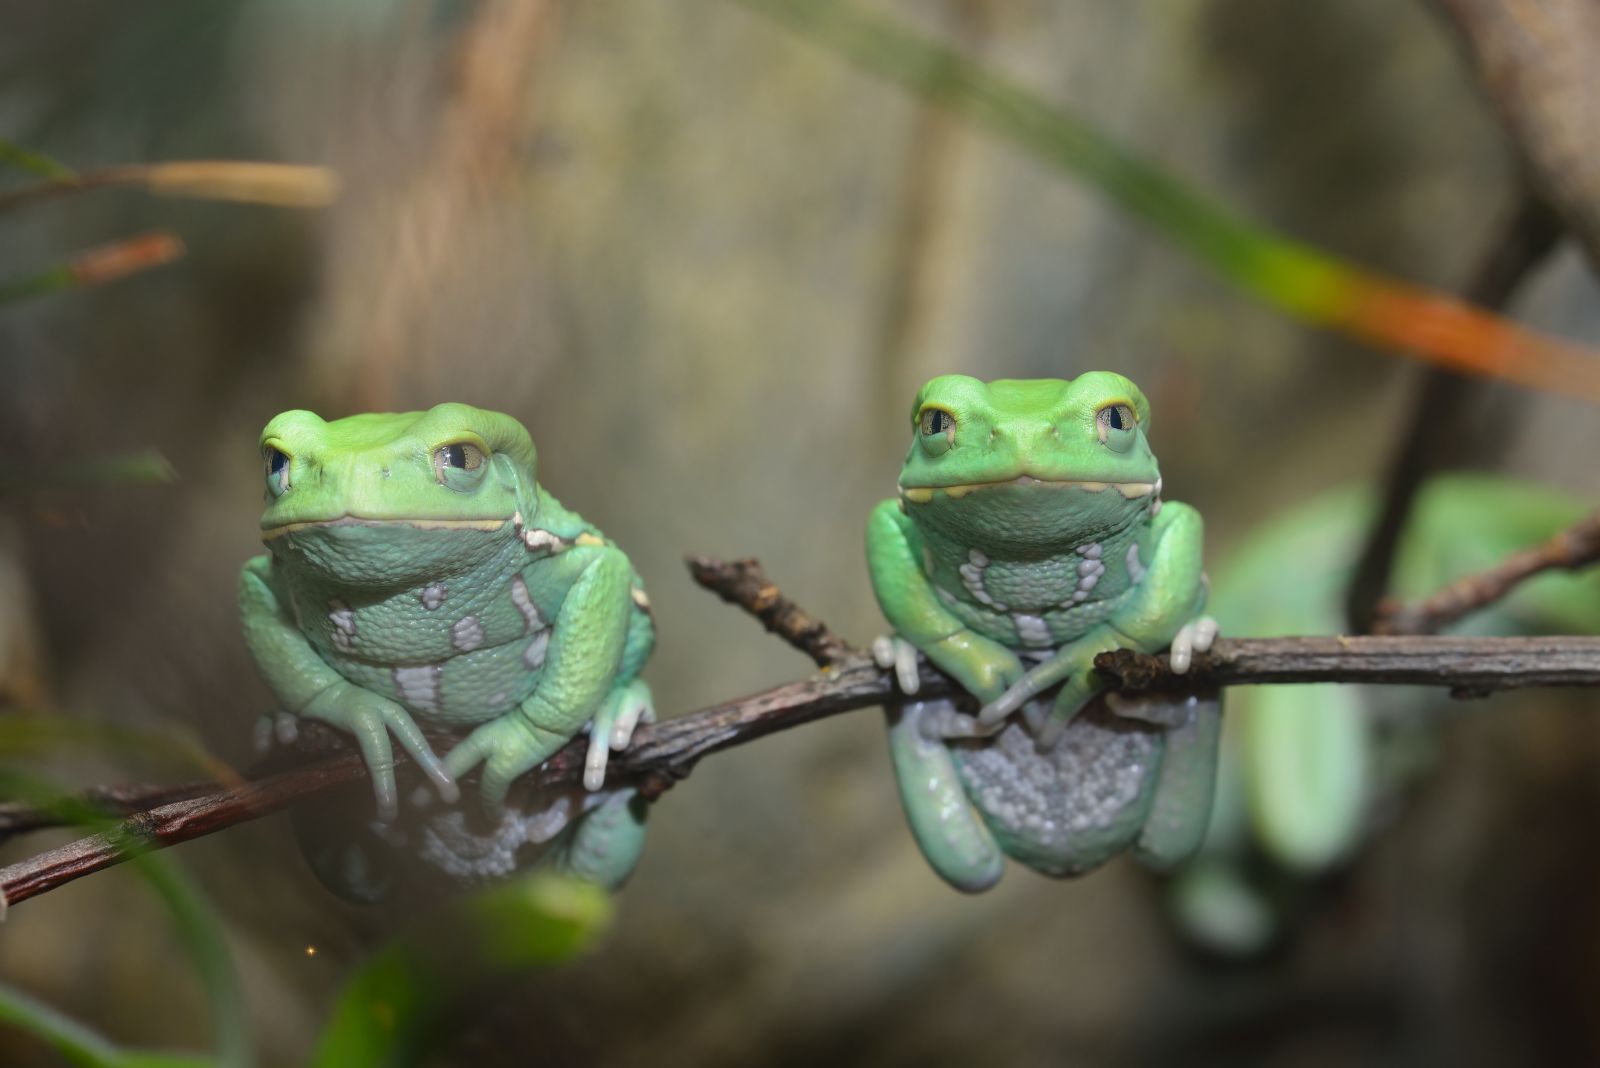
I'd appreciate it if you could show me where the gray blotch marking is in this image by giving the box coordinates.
[523,629,551,670]
[959,548,1007,610]
[420,583,447,610]
[511,575,545,631]
[1126,542,1147,584]
[1013,614,1053,648]
[452,615,485,652]
[393,665,442,714]
[1076,542,1102,558]
[328,599,357,652]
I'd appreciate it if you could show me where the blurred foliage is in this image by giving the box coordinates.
[1176,475,1600,955]
[740,0,1600,401]
[312,873,610,1068]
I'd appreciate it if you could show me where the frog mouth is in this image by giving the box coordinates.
[899,475,1157,504]
[261,515,512,540]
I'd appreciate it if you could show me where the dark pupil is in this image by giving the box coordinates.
[1107,407,1125,431]
[444,444,467,468]
[268,449,288,475]
[927,411,948,434]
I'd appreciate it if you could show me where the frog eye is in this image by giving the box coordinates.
[918,407,956,455]
[1096,403,1137,452]
[433,441,488,489]
[263,446,291,498]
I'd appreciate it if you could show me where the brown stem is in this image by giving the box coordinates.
[685,555,859,667]
[1373,511,1600,635]
[6,557,1600,910]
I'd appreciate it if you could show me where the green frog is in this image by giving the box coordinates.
[867,373,1221,891]
[239,402,654,889]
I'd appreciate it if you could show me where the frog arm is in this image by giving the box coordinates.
[978,503,1209,740]
[444,545,634,809]
[238,556,456,819]
[866,499,1024,703]
[885,700,1004,893]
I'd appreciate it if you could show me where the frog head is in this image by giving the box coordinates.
[257,402,538,587]
[896,373,1160,555]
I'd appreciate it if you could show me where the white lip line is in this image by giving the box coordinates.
[261,515,511,540]
[899,475,1156,503]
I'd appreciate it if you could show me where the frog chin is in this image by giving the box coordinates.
[901,477,1154,554]
[264,516,516,588]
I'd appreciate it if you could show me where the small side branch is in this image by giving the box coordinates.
[1373,511,1600,635]
[685,555,858,667]
[5,556,1600,910]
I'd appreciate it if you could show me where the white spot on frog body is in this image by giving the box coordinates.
[393,665,442,714]
[523,630,551,670]
[510,575,545,631]
[452,615,485,652]
[328,600,357,651]
[1013,614,1053,647]
[1126,542,1147,583]
[523,528,565,554]
[1076,542,1102,559]
[969,549,989,566]
[420,584,447,610]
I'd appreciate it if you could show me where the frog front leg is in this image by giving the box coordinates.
[977,503,1210,745]
[885,699,1004,893]
[239,556,457,820]
[866,500,1025,703]
[443,547,633,809]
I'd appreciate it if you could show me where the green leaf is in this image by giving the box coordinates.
[0,769,249,1068]
[0,139,74,180]
[733,0,1600,402]
[312,872,611,1068]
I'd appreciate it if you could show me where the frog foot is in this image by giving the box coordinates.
[301,684,459,822]
[584,679,655,792]
[442,714,567,813]
[872,634,924,694]
[1168,616,1219,674]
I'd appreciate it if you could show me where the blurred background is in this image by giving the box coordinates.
[3,0,1600,1064]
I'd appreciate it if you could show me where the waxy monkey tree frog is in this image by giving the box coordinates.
[239,403,654,888]
[867,373,1221,892]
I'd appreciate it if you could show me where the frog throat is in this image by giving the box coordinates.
[897,475,1157,505]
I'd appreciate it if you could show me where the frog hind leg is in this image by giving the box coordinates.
[547,788,650,890]
[1126,687,1224,871]
[885,699,1004,893]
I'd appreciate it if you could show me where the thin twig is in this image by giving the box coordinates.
[0,161,338,215]
[685,555,858,667]
[6,557,1600,910]
[1373,511,1600,635]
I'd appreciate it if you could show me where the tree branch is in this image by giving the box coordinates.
[1372,510,1600,635]
[5,557,1600,910]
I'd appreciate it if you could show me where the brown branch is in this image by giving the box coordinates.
[685,555,858,667]
[1095,635,1600,696]
[6,557,1600,910]
[1373,511,1600,635]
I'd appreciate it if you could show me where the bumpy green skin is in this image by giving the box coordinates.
[239,403,653,889]
[868,373,1221,891]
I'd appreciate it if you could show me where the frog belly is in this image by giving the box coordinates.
[952,701,1163,877]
